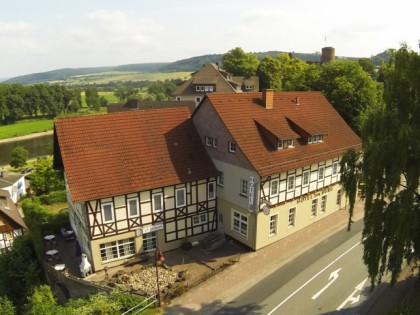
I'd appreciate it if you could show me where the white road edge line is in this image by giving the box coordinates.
[267,240,362,315]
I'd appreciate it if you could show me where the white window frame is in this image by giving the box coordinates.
[277,140,283,150]
[318,166,325,181]
[269,214,278,236]
[228,141,236,153]
[209,86,214,92]
[320,195,327,213]
[175,188,186,207]
[302,170,310,186]
[217,171,224,187]
[212,138,218,148]
[208,182,216,200]
[288,207,296,228]
[100,238,135,262]
[152,193,163,212]
[193,213,208,226]
[336,189,342,207]
[232,211,248,237]
[287,174,295,191]
[143,232,156,253]
[311,198,318,217]
[270,178,279,197]
[287,139,294,148]
[332,161,339,175]
[127,197,139,218]
[240,178,249,196]
[205,136,212,146]
[101,202,114,223]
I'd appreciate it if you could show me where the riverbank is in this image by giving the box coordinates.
[0,130,54,144]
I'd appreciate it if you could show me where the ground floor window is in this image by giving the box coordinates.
[143,232,157,253]
[320,195,327,213]
[288,207,296,227]
[233,211,247,237]
[269,214,278,236]
[193,213,208,226]
[336,189,342,207]
[311,198,318,217]
[100,237,135,262]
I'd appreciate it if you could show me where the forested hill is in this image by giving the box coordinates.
[3,50,389,85]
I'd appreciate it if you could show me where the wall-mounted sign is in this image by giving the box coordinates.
[138,223,164,236]
[248,176,255,212]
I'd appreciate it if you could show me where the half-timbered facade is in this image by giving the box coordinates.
[54,108,217,271]
[0,190,27,251]
[192,90,361,250]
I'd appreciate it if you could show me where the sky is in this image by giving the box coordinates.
[0,0,419,79]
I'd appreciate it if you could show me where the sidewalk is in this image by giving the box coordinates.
[164,202,365,314]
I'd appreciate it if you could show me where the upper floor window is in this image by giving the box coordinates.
[245,85,253,90]
[308,134,324,144]
[270,178,279,196]
[240,178,248,196]
[127,197,139,218]
[195,85,214,92]
[318,166,325,180]
[332,161,339,175]
[101,202,114,223]
[205,136,218,148]
[175,188,186,207]
[208,182,216,200]
[277,138,294,150]
[302,170,310,186]
[287,174,295,191]
[217,171,224,187]
[152,193,163,212]
[228,141,236,153]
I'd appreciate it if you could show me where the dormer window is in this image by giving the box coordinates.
[308,134,323,144]
[277,138,294,150]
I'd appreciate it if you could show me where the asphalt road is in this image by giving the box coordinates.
[213,219,385,314]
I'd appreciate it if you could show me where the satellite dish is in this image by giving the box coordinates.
[263,205,270,215]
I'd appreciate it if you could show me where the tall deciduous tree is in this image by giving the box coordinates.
[222,47,259,76]
[315,61,383,134]
[10,145,28,169]
[257,56,282,91]
[342,44,420,287]
[30,157,64,195]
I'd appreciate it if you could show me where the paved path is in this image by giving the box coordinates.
[164,201,365,314]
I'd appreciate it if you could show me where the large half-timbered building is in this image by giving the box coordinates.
[54,108,217,271]
[192,90,361,250]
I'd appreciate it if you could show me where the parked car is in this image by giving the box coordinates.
[21,167,34,174]
[60,227,75,241]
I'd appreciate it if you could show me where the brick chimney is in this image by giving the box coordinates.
[262,89,274,109]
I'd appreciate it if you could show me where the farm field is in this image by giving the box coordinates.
[52,71,192,85]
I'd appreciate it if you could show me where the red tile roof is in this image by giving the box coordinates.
[204,92,361,177]
[55,108,217,202]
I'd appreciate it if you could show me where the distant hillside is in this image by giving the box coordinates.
[3,50,390,85]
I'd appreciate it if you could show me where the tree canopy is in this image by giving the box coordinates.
[341,44,420,287]
[10,145,28,169]
[222,47,259,76]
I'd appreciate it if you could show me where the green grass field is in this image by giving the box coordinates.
[0,119,54,140]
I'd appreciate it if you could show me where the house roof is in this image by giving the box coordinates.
[173,63,259,96]
[107,100,196,114]
[0,189,28,230]
[54,107,217,202]
[201,91,361,177]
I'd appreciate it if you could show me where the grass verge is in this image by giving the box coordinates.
[0,119,54,140]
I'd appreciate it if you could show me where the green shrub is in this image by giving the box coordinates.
[39,190,67,205]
